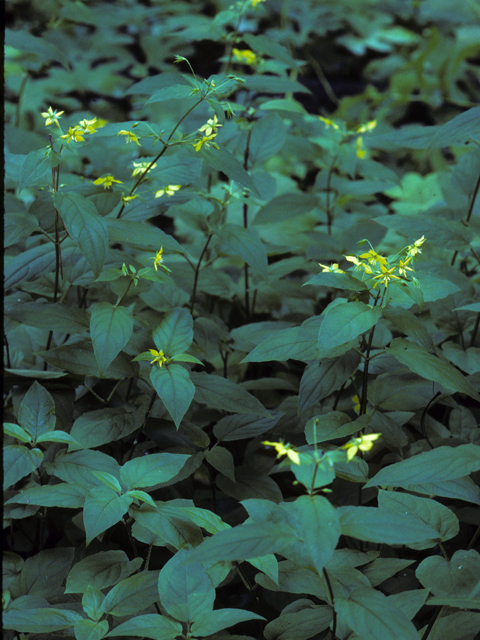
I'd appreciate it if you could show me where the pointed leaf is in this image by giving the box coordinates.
[150,364,195,428]
[104,614,182,639]
[216,224,267,278]
[294,495,341,573]
[83,486,133,545]
[18,380,56,438]
[317,301,382,354]
[102,571,160,617]
[153,307,194,355]
[191,608,265,637]
[120,453,190,489]
[91,303,134,374]
[191,371,271,416]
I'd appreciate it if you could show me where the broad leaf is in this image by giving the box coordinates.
[153,307,194,355]
[104,614,182,639]
[191,371,271,416]
[102,571,160,617]
[91,302,134,374]
[65,551,142,593]
[150,364,195,428]
[317,301,382,354]
[83,485,133,545]
[120,453,191,489]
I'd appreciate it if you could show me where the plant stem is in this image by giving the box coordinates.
[116,98,204,219]
[322,568,337,639]
[190,232,214,315]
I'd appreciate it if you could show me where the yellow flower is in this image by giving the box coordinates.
[131,161,157,177]
[319,263,345,273]
[121,195,137,204]
[344,255,373,274]
[60,126,84,143]
[155,185,181,198]
[263,440,300,465]
[193,135,219,151]
[342,434,381,461]
[118,130,141,145]
[359,250,388,267]
[251,0,265,6]
[149,349,168,367]
[153,247,164,270]
[407,235,426,258]
[352,395,361,414]
[373,264,401,288]
[93,175,123,189]
[232,48,257,65]
[198,115,222,137]
[41,106,64,127]
[319,116,340,130]
[397,257,414,278]
[355,120,377,133]
[356,136,367,159]
[78,117,98,134]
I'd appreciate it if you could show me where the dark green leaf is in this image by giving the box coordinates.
[4,608,81,633]
[213,412,282,441]
[83,485,133,545]
[152,307,194,355]
[102,571,160,617]
[104,614,182,639]
[120,453,190,489]
[4,446,43,489]
[191,371,271,416]
[65,551,142,593]
[91,303,134,374]
[216,224,268,278]
[150,364,195,428]
[17,380,56,439]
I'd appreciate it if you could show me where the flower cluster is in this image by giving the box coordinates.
[118,129,141,145]
[319,116,377,159]
[155,185,181,198]
[319,236,426,290]
[93,175,123,189]
[131,161,157,177]
[41,106,64,127]
[59,117,100,143]
[149,349,168,367]
[193,115,222,151]
[232,48,257,65]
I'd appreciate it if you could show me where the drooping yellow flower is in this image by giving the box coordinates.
[342,433,380,461]
[149,349,168,367]
[78,117,98,134]
[155,185,181,198]
[60,126,84,143]
[121,195,137,205]
[359,250,388,267]
[193,134,219,152]
[372,264,401,288]
[41,106,64,127]
[132,161,157,177]
[118,130,141,145]
[407,235,426,258]
[352,395,361,414]
[319,116,340,130]
[355,120,377,133]
[263,440,300,465]
[153,247,164,270]
[344,255,373,274]
[251,0,265,6]
[93,175,123,189]
[319,263,345,273]
[198,115,222,137]
[397,257,414,278]
[356,136,367,159]
[232,48,257,65]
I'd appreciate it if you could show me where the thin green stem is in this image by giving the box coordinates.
[469,313,480,347]
[451,170,480,266]
[189,232,214,315]
[116,98,204,219]
[322,568,337,639]
[14,73,29,127]
[325,157,337,235]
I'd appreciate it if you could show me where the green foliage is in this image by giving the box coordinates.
[3,0,480,639]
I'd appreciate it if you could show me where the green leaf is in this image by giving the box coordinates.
[304,412,356,444]
[4,445,43,489]
[5,27,69,67]
[82,585,105,622]
[158,548,215,623]
[4,422,32,443]
[264,605,333,640]
[74,618,109,640]
[368,371,437,410]
[104,218,186,254]
[18,148,56,191]
[377,490,459,549]
[416,550,480,598]
[304,270,368,292]
[153,307,194,355]
[150,364,195,428]
[421,611,480,640]
[240,317,321,364]
[196,145,260,196]
[191,608,265,637]
[299,351,361,412]
[4,243,56,290]
[146,84,195,103]
[6,483,85,509]
[253,193,317,225]
[429,106,480,148]
[294,495,341,573]
[170,353,204,365]
[405,476,480,506]
[65,551,142,593]
[249,112,288,164]
[382,306,435,353]
[126,490,157,508]
[83,485,133,545]
[91,471,123,493]
[10,547,74,599]
[317,301,382,355]
[37,430,78,444]
[104,614,182,639]
[69,407,138,452]
[189,522,296,564]
[17,380,56,439]
[365,444,480,488]
[388,338,480,401]
[338,505,440,546]
[120,453,190,489]
[205,446,235,482]
[213,412,282,441]
[37,340,137,379]
[216,223,268,278]
[4,608,82,633]
[243,33,299,69]
[55,192,108,278]
[336,587,419,640]
[217,466,283,503]
[91,303,134,374]
[259,98,307,113]
[132,504,203,549]
[102,571,160,617]
[191,371,271,416]
[48,449,121,488]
